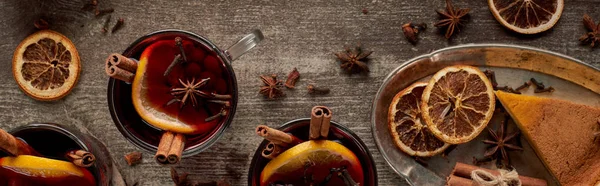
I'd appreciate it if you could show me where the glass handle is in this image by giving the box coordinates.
[225,29,264,61]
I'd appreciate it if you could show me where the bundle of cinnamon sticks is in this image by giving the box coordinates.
[309,106,332,140]
[255,125,302,159]
[0,128,96,167]
[154,131,186,165]
[105,53,137,83]
[446,162,547,186]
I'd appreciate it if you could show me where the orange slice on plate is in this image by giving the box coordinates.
[388,82,449,157]
[260,140,364,186]
[12,30,80,101]
[488,0,564,34]
[421,65,495,144]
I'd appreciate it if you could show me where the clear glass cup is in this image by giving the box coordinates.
[7,123,113,186]
[107,29,263,157]
[248,118,378,186]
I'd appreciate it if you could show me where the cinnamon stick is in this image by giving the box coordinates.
[309,107,324,140]
[261,142,285,159]
[106,66,134,83]
[256,125,302,147]
[0,129,39,156]
[107,53,137,73]
[65,150,96,167]
[450,162,547,186]
[155,131,175,165]
[446,175,475,186]
[167,134,185,164]
[319,107,332,138]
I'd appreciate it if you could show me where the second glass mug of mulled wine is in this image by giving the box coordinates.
[107,29,263,158]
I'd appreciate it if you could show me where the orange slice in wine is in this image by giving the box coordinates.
[0,155,95,185]
[421,65,495,144]
[12,30,80,101]
[388,82,449,157]
[132,40,218,135]
[260,140,363,186]
[488,0,564,34]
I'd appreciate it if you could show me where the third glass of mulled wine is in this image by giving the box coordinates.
[108,30,263,157]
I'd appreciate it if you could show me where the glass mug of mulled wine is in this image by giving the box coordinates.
[107,29,263,158]
[0,123,113,186]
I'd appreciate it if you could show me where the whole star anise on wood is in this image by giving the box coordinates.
[259,74,284,99]
[482,115,523,168]
[434,0,470,39]
[580,14,600,48]
[334,44,372,74]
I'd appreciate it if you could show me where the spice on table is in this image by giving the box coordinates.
[259,74,284,99]
[102,15,111,33]
[579,14,600,48]
[34,18,49,30]
[481,115,523,168]
[334,44,372,74]
[171,167,189,186]
[362,8,368,14]
[435,0,470,39]
[307,84,330,95]
[447,162,548,186]
[309,106,332,140]
[402,22,426,44]
[124,151,143,166]
[95,8,114,17]
[111,18,124,34]
[284,68,300,89]
[81,0,98,11]
[65,150,96,167]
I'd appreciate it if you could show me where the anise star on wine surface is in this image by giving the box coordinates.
[580,14,600,48]
[171,78,211,108]
[435,0,470,39]
[482,115,523,168]
[334,44,372,74]
[259,74,284,99]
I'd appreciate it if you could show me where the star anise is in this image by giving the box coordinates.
[579,14,600,48]
[169,77,232,121]
[334,44,372,74]
[434,0,470,39]
[259,74,284,99]
[482,115,523,168]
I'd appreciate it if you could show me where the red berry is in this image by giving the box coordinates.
[202,55,223,75]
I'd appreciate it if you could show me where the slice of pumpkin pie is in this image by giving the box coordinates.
[495,91,600,185]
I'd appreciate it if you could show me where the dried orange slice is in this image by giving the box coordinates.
[421,65,495,144]
[260,140,364,186]
[12,30,80,101]
[488,0,564,34]
[388,82,449,157]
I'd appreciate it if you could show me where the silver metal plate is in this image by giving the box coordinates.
[371,44,600,186]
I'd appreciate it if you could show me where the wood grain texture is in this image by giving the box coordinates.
[0,0,599,185]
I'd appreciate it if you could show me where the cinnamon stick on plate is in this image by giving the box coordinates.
[65,150,96,167]
[447,162,547,186]
[255,125,302,147]
[155,131,186,165]
[0,129,39,156]
[309,106,332,140]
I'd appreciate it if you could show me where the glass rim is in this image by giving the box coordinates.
[107,29,239,157]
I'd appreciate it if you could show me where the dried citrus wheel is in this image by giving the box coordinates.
[488,0,564,34]
[388,82,449,157]
[260,140,364,186]
[12,30,80,101]
[421,65,495,144]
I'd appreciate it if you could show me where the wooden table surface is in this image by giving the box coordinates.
[1,0,599,185]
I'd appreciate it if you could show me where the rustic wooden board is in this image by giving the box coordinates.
[0,0,599,185]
